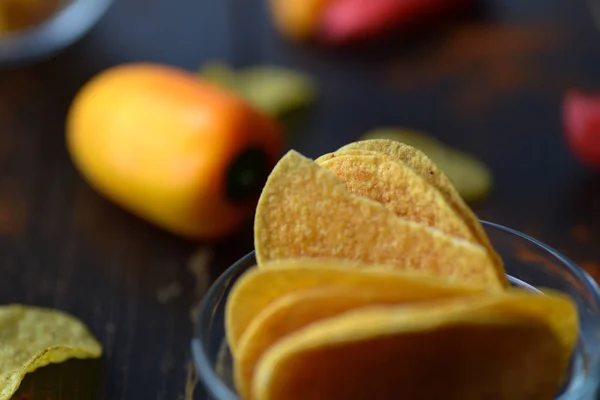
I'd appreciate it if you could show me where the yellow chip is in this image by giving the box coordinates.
[253,292,578,400]
[315,151,476,242]
[316,148,379,159]
[0,304,103,400]
[360,128,445,157]
[225,259,488,355]
[339,139,507,287]
[234,283,487,398]
[254,150,503,289]
[359,129,494,202]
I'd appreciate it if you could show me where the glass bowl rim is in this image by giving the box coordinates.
[0,0,113,68]
[191,220,600,400]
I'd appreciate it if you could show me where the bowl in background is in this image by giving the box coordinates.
[192,221,600,400]
[0,0,113,68]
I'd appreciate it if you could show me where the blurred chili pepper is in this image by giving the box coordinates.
[319,0,473,44]
[563,90,600,168]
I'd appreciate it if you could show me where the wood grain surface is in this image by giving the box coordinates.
[1,0,599,398]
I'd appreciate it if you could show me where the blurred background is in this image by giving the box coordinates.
[1,0,600,398]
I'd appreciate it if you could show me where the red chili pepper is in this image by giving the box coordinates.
[563,90,600,168]
[318,0,472,44]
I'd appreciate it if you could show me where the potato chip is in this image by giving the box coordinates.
[338,139,507,287]
[0,304,102,400]
[314,151,476,242]
[359,129,493,202]
[253,293,578,400]
[360,128,445,157]
[225,259,488,355]
[234,282,488,398]
[254,150,503,289]
[315,148,380,160]
[438,148,493,203]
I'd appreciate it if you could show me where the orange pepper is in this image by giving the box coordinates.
[67,63,284,240]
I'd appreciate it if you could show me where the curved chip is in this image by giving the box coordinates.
[315,151,476,242]
[360,128,445,157]
[0,304,103,400]
[254,150,503,289]
[253,293,578,400]
[225,259,488,355]
[359,129,493,202]
[339,139,507,287]
[234,282,487,398]
[315,148,379,159]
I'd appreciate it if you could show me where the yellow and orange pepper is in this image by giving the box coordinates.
[67,63,284,240]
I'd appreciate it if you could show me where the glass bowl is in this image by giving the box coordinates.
[192,221,600,400]
[0,0,113,68]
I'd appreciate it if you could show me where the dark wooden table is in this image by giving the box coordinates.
[1,0,600,398]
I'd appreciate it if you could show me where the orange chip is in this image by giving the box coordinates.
[234,281,488,398]
[339,139,507,287]
[225,260,487,355]
[315,151,476,242]
[254,150,503,289]
[253,292,578,400]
